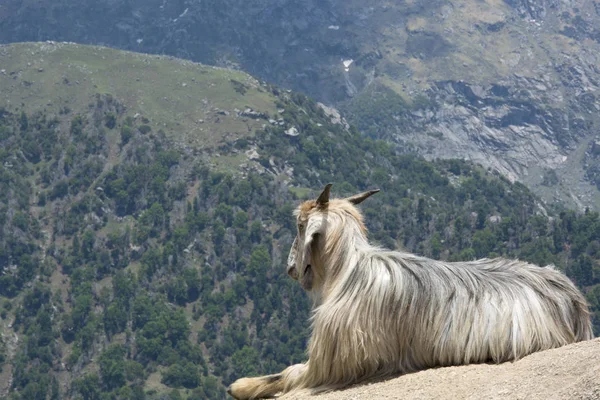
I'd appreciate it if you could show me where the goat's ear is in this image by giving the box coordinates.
[345,189,380,205]
[316,183,333,206]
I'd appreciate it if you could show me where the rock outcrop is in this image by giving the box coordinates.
[283,338,600,400]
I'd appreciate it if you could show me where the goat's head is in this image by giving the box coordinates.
[286,184,379,291]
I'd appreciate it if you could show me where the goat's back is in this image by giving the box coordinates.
[315,251,593,383]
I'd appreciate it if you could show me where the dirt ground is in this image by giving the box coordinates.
[282,338,600,400]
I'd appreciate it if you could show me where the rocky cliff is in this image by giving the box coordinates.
[2,0,600,209]
[283,338,600,400]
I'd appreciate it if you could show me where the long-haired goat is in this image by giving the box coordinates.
[228,184,593,399]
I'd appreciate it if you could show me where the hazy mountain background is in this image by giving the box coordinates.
[1,2,600,399]
[3,0,600,210]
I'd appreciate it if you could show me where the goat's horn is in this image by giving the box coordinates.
[345,189,380,205]
[316,183,333,206]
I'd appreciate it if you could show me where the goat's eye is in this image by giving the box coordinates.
[298,223,305,232]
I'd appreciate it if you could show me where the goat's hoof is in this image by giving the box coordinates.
[227,378,255,399]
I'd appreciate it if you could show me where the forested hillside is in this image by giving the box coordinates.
[0,43,599,400]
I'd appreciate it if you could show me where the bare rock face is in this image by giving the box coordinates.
[282,338,600,400]
[397,71,600,210]
[3,0,600,208]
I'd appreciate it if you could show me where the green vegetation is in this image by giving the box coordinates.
[0,45,598,400]
[0,42,277,150]
[344,83,413,139]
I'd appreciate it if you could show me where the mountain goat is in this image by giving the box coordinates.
[228,184,593,399]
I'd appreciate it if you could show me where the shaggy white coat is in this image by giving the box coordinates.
[228,188,593,399]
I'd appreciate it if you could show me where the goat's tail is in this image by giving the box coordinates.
[573,296,594,341]
[545,264,594,341]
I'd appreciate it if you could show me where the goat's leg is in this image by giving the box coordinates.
[228,363,307,400]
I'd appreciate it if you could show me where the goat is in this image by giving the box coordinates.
[228,184,593,399]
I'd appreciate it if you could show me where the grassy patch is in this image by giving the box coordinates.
[210,153,251,175]
[288,186,312,199]
[0,42,277,149]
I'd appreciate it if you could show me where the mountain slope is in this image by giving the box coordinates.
[2,1,600,209]
[0,42,598,400]
[0,41,278,150]
[283,338,600,400]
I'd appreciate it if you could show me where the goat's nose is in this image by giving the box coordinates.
[227,386,232,396]
[287,267,299,280]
